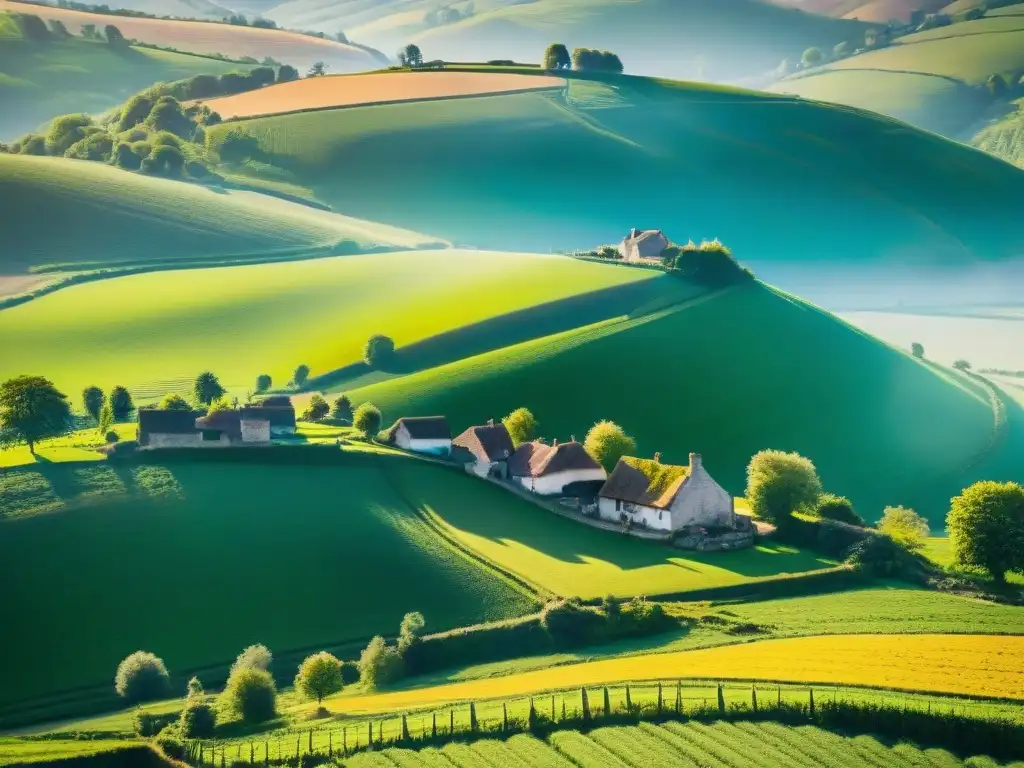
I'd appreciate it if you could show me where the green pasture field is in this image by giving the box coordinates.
[350,283,995,524]
[0,455,537,714]
[768,70,985,136]
[0,154,440,275]
[973,102,1024,170]
[828,15,1024,83]
[386,458,835,600]
[0,247,668,402]
[923,538,1024,585]
[0,423,136,468]
[0,31,248,140]
[0,737,139,765]
[209,74,1024,272]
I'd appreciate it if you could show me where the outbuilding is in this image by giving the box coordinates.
[392,416,452,456]
[618,228,670,262]
[452,420,515,478]
[138,409,204,449]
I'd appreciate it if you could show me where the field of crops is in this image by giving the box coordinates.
[0,456,536,713]
[200,71,565,119]
[350,283,995,523]
[0,246,667,402]
[0,154,440,274]
[214,75,1024,277]
[0,0,378,72]
[389,458,834,599]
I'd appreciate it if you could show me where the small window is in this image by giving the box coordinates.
[658,510,663,520]
[201,430,220,442]
[615,499,621,511]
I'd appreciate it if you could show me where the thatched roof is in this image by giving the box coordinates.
[508,441,602,478]
[599,456,690,509]
[452,422,514,463]
[396,416,450,440]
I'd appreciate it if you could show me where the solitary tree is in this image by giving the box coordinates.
[0,376,72,454]
[192,372,226,406]
[503,407,537,447]
[48,19,71,37]
[911,342,925,359]
[947,481,1024,582]
[543,43,571,70]
[801,47,824,68]
[832,41,852,59]
[294,652,344,705]
[878,505,930,551]
[363,335,396,369]
[398,43,423,67]
[293,364,311,387]
[353,402,382,438]
[104,24,127,46]
[307,61,327,77]
[220,667,277,723]
[114,651,170,704]
[80,22,98,39]
[255,374,272,393]
[82,386,105,423]
[745,450,823,525]
[358,636,404,689]
[159,393,191,410]
[331,394,353,422]
[953,359,972,371]
[583,421,636,473]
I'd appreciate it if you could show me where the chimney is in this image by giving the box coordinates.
[570,434,576,443]
[689,452,702,471]
[630,227,637,239]
[653,452,661,463]
[487,418,494,426]
[552,438,559,447]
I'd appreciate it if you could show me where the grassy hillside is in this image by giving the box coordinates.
[0,0,380,73]
[265,0,869,82]
[349,282,995,524]
[0,247,668,400]
[0,24,248,140]
[210,72,1024,301]
[0,154,440,274]
[0,455,538,713]
[974,101,1024,169]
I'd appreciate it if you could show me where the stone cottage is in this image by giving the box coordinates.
[452,420,515,478]
[508,439,607,496]
[138,409,205,449]
[392,416,452,456]
[249,396,297,436]
[195,409,272,445]
[618,228,670,262]
[597,453,734,532]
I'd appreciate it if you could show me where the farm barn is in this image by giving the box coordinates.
[508,439,607,495]
[393,416,452,455]
[618,228,670,262]
[452,419,515,478]
[138,409,205,448]
[598,452,734,532]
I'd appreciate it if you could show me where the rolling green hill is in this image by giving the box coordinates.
[0,154,441,274]
[0,23,249,140]
[348,281,995,524]
[209,72,1024,304]
[265,0,870,82]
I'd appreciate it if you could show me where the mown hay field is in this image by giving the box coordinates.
[332,634,1024,715]
[200,71,566,119]
[0,154,439,274]
[388,459,835,599]
[0,0,378,72]
[0,246,664,401]
[350,283,996,524]
[0,457,537,711]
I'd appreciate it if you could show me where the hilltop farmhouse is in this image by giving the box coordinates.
[598,452,733,531]
[392,416,452,456]
[138,400,297,448]
[452,420,515,478]
[619,228,670,262]
[508,439,607,495]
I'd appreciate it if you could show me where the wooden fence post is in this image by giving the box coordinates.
[432,712,437,738]
[657,682,663,715]
[752,686,758,713]
[717,684,725,715]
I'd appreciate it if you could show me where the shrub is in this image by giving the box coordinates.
[673,240,751,285]
[277,64,299,83]
[185,73,220,99]
[186,676,204,700]
[14,12,50,40]
[119,94,156,131]
[218,71,251,94]
[294,652,344,704]
[814,493,864,526]
[947,481,1024,582]
[293,364,310,387]
[255,374,272,393]
[746,450,823,525]
[801,46,824,67]
[134,710,176,737]
[208,126,260,163]
[185,160,210,178]
[358,636,404,689]
[17,134,47,155]
[105,429,119,443]
[82,385,104,423]
[572,47,623,73]
[953,359,972,371]
[179,700,216,738]
[846,532,922,579]
[114,651,170,703]
[541,599,607,648]
[65,130,113,162]
[911,342,925,359]
[878,505,930,551]
[113,142,143,169]
[363,335,395,368]
[154,733,186,760]
[331,394,353,422]
[230,644,272,675]
[503,407,537,447]
[220,667,276,723]
[103,23,126,46]
[583,420,636,473]
[45,113,94,156]
[140,144,184,177]
[353,402,382,437]
[302,394,329,422]
[159,393,190,410]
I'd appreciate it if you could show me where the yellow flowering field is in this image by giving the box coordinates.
[332,634,1023,714]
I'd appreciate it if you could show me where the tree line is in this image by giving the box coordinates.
[543,43,623,74]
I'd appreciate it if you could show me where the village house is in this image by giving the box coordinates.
[251,396,297,436]
[195,408,272,445]
[452,419,515,478]
[508,439,607,496]
[597,452,734,532]
[392,416,452,456]
[138,409,205,449]
[618,228,670,262]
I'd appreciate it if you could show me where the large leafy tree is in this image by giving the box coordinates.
[193,372,226,406]
[543,43,571,70]
[363,335,395,369]
[109,386,134,421]
[0,376,72,454]
[353,402,382,438]
[584,420,636,473]
[399,43,423,67]
[294,652,344,705]
[745,450,822,525]
[293,365,310,387]
[947,481,1024,582]
[82,386,105,423]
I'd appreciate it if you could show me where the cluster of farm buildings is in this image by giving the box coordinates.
[138,398,738,535]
